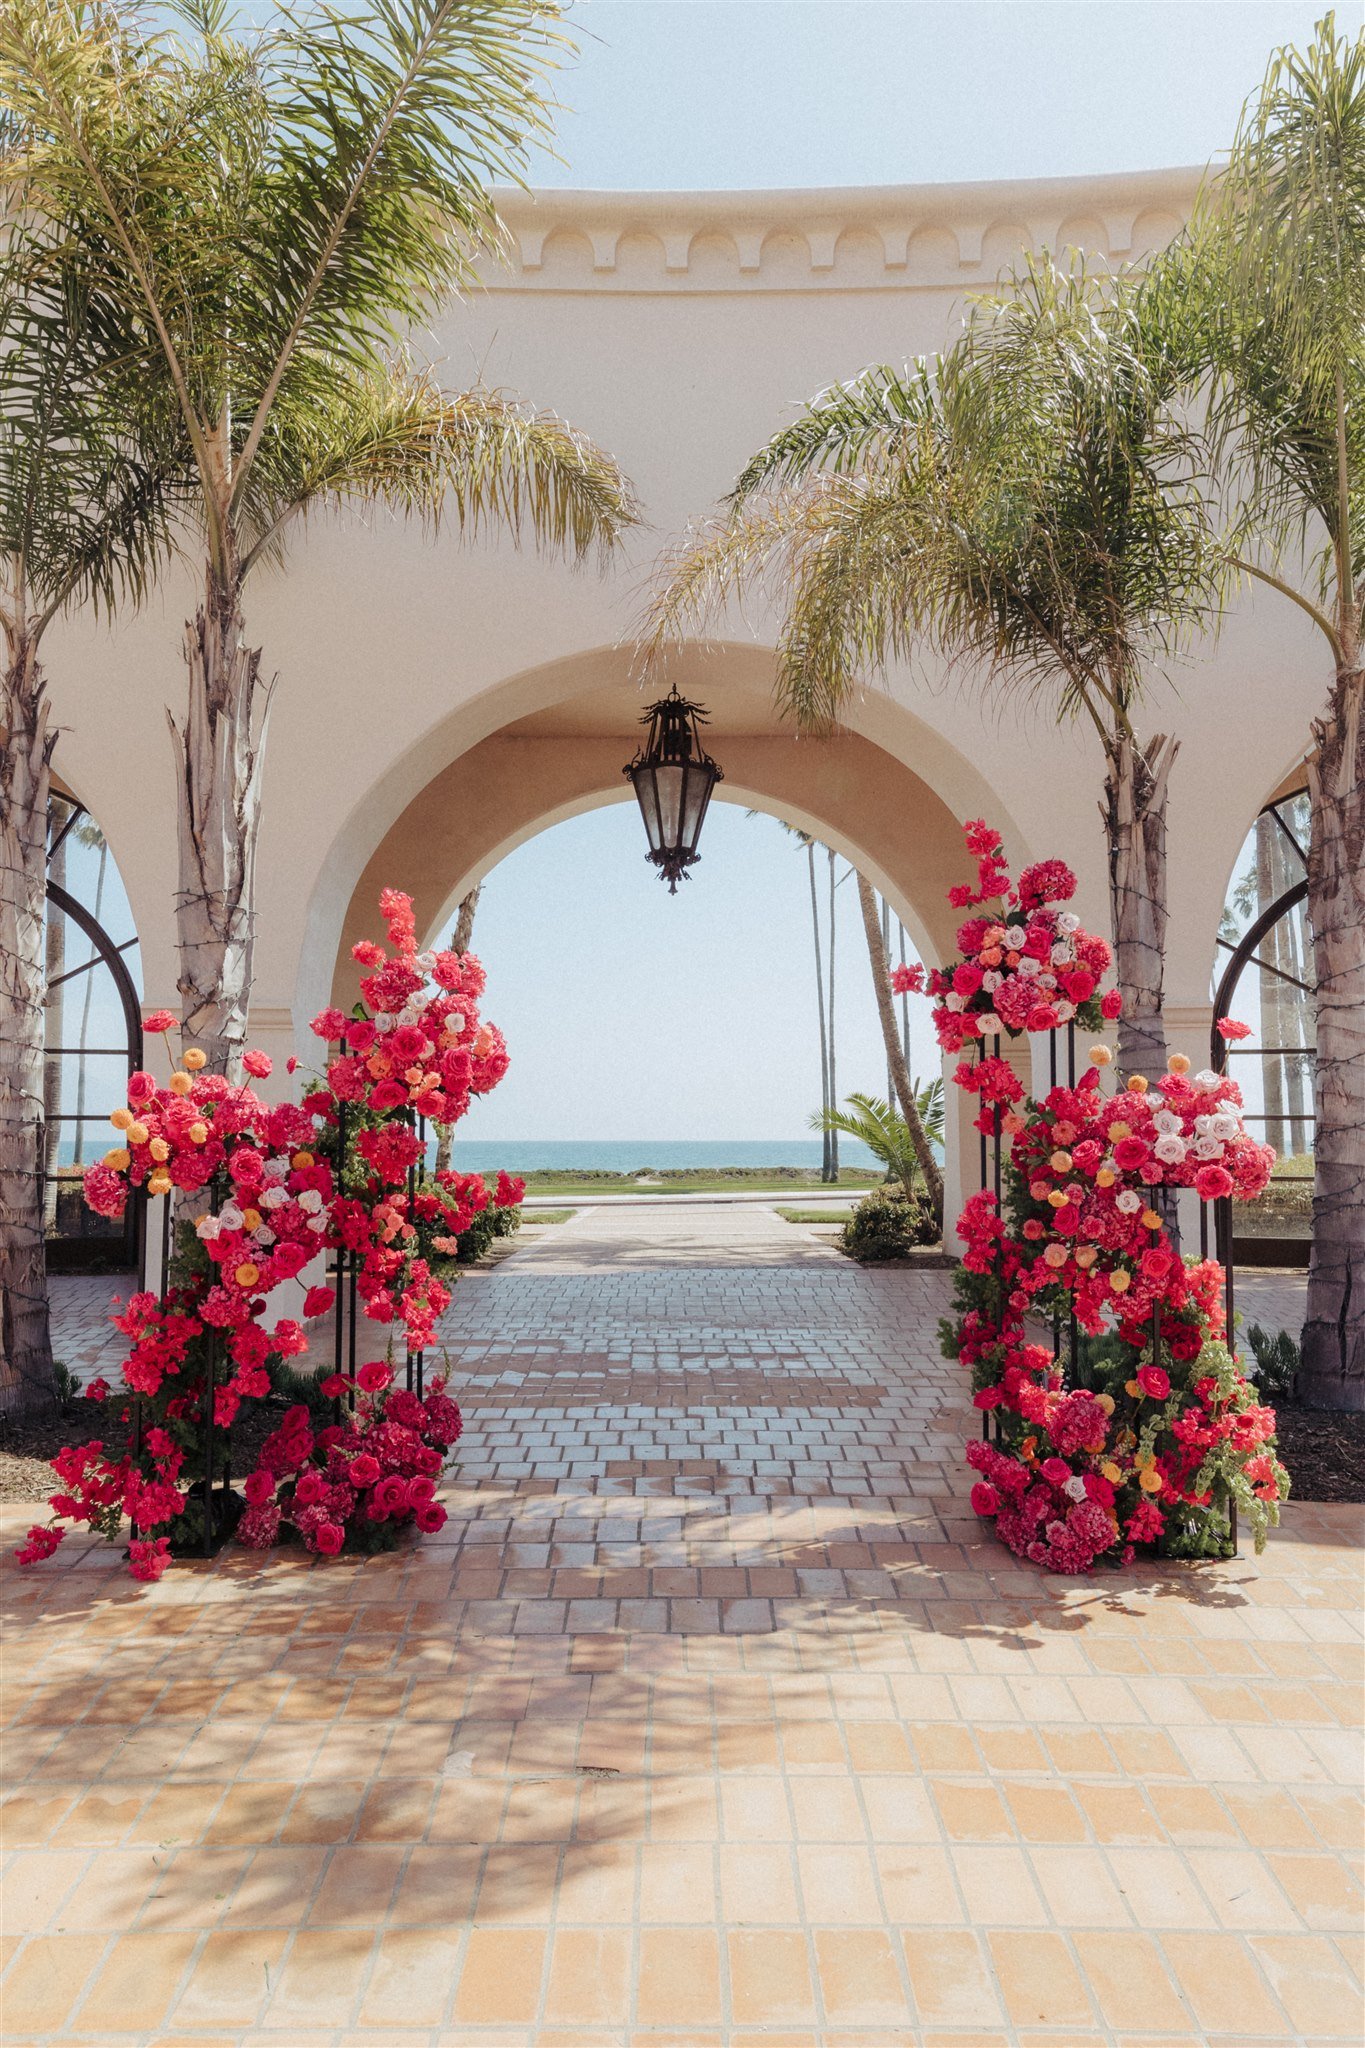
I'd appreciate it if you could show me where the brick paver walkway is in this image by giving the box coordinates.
[2,1206,1360,2045]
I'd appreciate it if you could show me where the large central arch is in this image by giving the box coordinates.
[322,640,1021,1012]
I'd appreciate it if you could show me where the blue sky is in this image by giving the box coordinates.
[532,2,1327,190]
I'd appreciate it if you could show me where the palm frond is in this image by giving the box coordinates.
[809,1084,943,1195]
[243,364,636,570]
[730,360,937,504]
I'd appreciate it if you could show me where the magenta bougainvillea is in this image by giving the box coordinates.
[17,890,521,1578]
[936,823,1290,1571]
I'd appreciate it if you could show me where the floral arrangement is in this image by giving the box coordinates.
[936,824,1290,1572]
[16,890,521,1581]
[907,820,1121,1053]
[237,1359,464,1556]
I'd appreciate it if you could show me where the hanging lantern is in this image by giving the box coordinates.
[623,687,724,892]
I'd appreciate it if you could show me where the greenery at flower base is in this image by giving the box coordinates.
[15,891,522,1580]
[933,824,1291,1572]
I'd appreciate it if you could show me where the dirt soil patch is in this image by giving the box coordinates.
[1274,1407,1365,1505]
[0,1401,281,1508]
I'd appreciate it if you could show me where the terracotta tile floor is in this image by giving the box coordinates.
[2,1204,1360,2046]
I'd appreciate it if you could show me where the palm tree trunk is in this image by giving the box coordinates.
[806,844,832,1180]
[0,642,58,1415]
[826,848,839,1182]
[434,885,481,1175]
[170,561,266,1076]
[1103,732,1176,1080]
[881,896,896,1107]
[855,869,943,1215]
[1301,661,1365,1410]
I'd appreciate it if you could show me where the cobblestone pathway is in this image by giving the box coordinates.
[1,1206,1360,2046]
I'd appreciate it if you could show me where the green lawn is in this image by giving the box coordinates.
[501,1168,883,1198]
[775,1207,854,1224]
[521,1208,575,1224]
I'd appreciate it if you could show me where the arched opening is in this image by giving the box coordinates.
[314,648,1012,1220]
[43,788,144,1272]
[1213,784,1314,1268]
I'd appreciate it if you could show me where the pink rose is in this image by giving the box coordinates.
[143,1009,177,1035]
[1100,989,1123,1020]
[349,1453,381,1487]
[313,1522,345,1556]
[1195,1164,1233,1201]
[970,1482,1000,1516]
[357,1361,393,1394]
[293,1469,325,1505]
[415,1502,447,1534]
[1113,1137,1150,1172]
[1136,1365,1170,1401]
[242,1049,272,1078]
[1040,1457,1072,1487]
[243,1470,275,1505]
[1216,1017,1252,1042]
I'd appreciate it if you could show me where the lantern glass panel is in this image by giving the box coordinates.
[654,763,685,845]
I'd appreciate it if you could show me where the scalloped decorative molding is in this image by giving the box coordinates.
[480,168,1199,294]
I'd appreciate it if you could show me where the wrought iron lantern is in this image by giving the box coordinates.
[623,687,723,892]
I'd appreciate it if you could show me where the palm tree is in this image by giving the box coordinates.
[0,234,177,1414]
[3,0,637,1075]
[812,1082,944,1205]
[643,257,1220,1086]
[854,870,944,1214]
[1182,13,1364,1408]
[433,882,482,1174]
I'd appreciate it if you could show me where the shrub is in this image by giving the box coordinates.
[452,1201,521,1265]
[1245,1323,1300,1403]
[842,1187,938,1262]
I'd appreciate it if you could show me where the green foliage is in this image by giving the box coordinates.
[811,1084,944,1201]
[266,1354,335,1431]
[50,1359,83,1414]
[1245,1322,1301,1403]
[450,1200,521,1265]
[842,1185,938,1262]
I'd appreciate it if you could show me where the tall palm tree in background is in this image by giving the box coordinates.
[0,234,177,1414]
[854,871,943,1215]
[643,257,1220,1086]
[1179,13,1363,1408]
[433,882,482,1175]
[2,0,637,1075]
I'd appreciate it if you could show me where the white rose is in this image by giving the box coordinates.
[1055,1001,1076,1023]
[1194,1069,1221,1092]
[945,992,965,1012]
[1017,956,1040,978]
[1063,1474,1089,1503]
[262,1156,288,1183]
[375,1014,394,1032]
[1153,1134,1187,1164]
[307,1213,329,1233]
[1005,926,1027,949]
[218,1203,244,1232]
[416,950,437,973]
[978,1014,1003,1037]
[1058,912,1080,933]
[447,1013,465,1035]
[297,1188,323,1214]
[259,1185,287,1210]
[253,1225,276,1247]
[1209,1113,1240,1142]
[1153,1111,1182,1135]
[982,970,1003,992]
[1051,942,1073,966]
[1193,1136,1223,1159]
[195,1215,222,1242]
[1116,1190,1142,1214]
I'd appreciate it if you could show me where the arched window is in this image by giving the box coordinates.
[44,793,143,1271]
[1212,787,1313,1267]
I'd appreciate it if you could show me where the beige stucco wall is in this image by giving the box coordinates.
[42,168,1319,1218]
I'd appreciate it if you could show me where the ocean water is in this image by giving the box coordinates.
[441,1138,877,1173]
